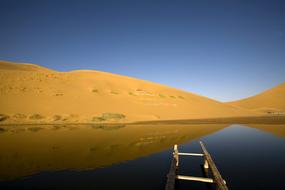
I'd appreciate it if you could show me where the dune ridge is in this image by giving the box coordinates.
[227,83,285,114]
[0,60,260,124]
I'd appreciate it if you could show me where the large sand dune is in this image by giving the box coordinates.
[227,83,285,114]
[0,60,257,124]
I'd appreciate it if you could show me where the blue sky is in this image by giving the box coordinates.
[1,0,285,101]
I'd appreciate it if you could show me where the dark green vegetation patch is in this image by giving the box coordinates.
[102,113,126,119]
[0,114,9,122]
[28,127,44,132]
[29,114,45,120]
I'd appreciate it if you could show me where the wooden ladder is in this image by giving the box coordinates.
[165,141,229,190]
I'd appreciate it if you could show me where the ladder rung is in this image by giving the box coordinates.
[176,175,214,183]
[176,152,204,156]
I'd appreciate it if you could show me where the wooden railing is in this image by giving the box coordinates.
[165,141,229,190]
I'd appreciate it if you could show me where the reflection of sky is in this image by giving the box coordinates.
[1,0,285,101]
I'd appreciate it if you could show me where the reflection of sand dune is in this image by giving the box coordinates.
[0,124,227,180]
[247,124,285,138]
[228,83,285,114]
[0,60,256,124]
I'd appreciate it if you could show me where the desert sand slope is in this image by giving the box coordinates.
[227,83,285,114]
[0,60,257,124]
[0,60,53,72]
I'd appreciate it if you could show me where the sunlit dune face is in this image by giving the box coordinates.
[227,83,285,114]
[0,61,259,125]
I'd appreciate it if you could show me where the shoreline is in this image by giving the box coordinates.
[133,115,285,125]
[1,115,285,126]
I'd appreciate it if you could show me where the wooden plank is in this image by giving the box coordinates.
[177,152,204,156]
[165,145,178,190]
[176,175,214,183]
[200,141,228,190]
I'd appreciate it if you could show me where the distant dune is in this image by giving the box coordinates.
[0,60,258,124]
[227,83,285,114]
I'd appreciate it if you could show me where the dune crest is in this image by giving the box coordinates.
[0,60,54,72]
[227,83,285,114]
[0,60,258,124]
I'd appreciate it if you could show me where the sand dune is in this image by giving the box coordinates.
[0,60,257,124]
[227,83,285,114]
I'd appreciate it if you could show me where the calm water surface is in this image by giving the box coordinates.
[0,124,285,190]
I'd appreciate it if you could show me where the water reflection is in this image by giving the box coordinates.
[0,124,227,181]
[247,124,285,138]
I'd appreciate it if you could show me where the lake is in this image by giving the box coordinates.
[0,124,285,189]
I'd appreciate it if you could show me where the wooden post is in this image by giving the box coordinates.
[204,159,209,169]
[203,158,210,179]
[174,144,179,167]
[200,141,228,190]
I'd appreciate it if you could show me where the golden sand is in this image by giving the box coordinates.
[228,83,285,114]
[0,60,259,124]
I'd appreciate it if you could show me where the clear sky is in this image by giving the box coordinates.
[1,0,285,102]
